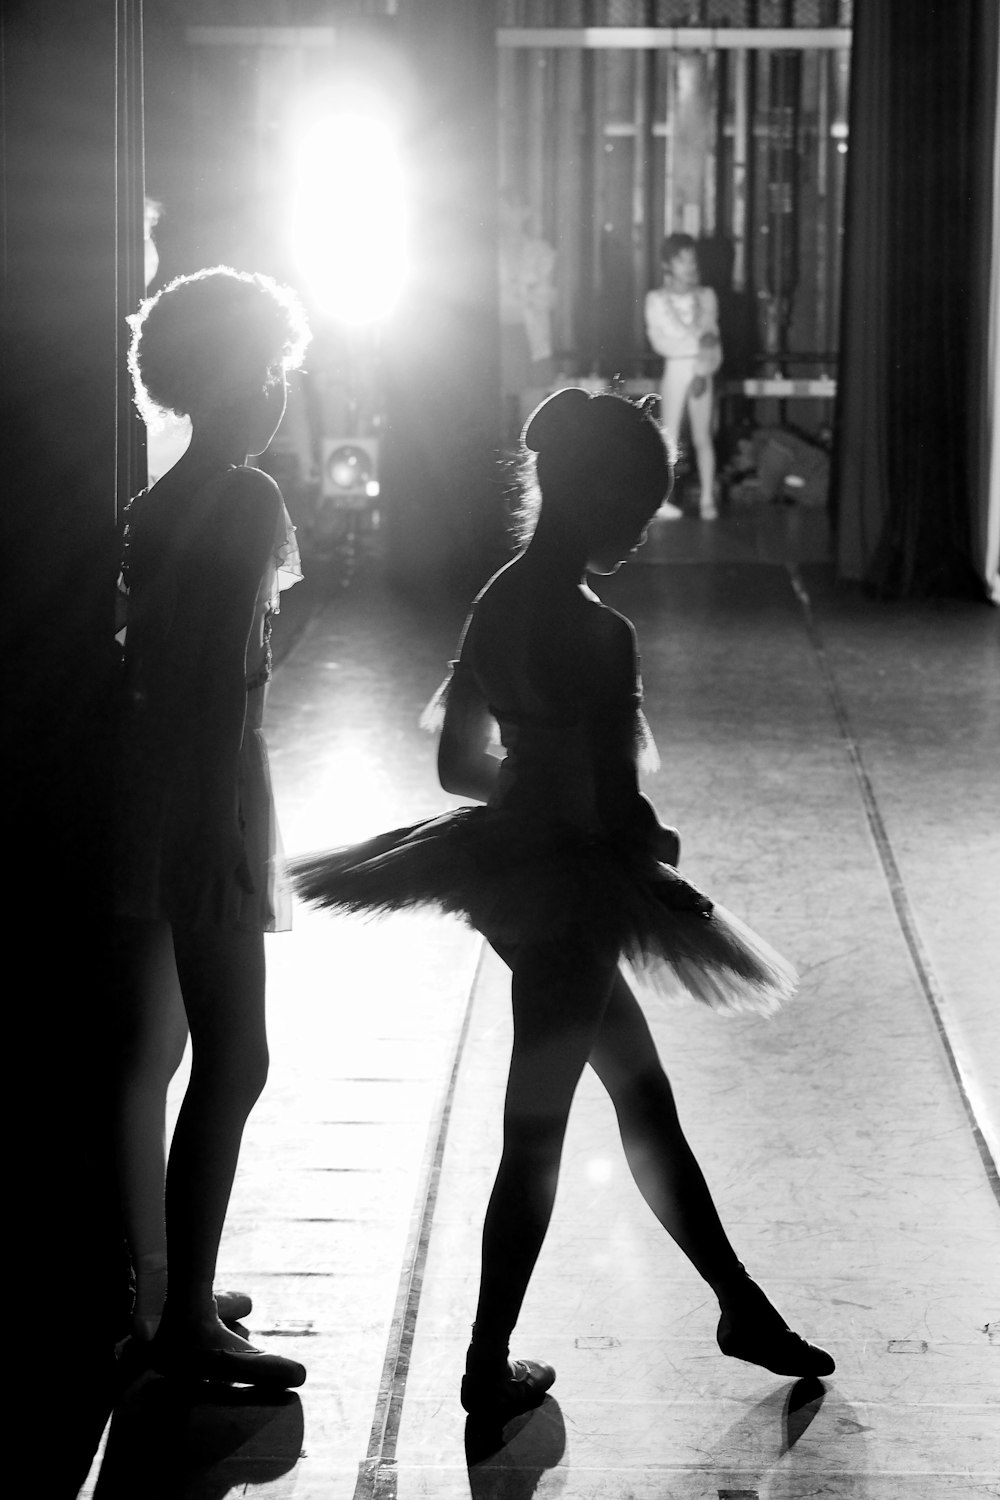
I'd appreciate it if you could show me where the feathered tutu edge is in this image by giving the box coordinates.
[286,810,797,1018]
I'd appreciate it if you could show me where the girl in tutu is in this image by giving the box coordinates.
[292,387,834,1415]
[113,267,310,1388]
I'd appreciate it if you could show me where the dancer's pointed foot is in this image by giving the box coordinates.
[716,1277,834,1378]
[461,1356,556,1417]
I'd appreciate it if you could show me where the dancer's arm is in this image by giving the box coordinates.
[191,470,283,878]
[695,286,722,378]
[438,660,500,803]
[644,290,672,358]
[592,613,679,863]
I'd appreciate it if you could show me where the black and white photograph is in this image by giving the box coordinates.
[4,2,998,1497]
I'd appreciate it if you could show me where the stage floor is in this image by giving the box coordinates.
[81,504,999,1499]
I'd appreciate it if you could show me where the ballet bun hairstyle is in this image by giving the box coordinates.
[127,266,311,427]
[515,386,673,545]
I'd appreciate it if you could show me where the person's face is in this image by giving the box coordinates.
[247,370,288,457]
[586,480,664,575]
[665,247,699,288]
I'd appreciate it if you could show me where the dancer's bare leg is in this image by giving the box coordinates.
[586,970,742,1288]
[469,941,618,1376]
[158,926,269,1354]
[686,377,717,517]
[588,971,834,1376]
[113,918,190,1340]
[657,361,693,518]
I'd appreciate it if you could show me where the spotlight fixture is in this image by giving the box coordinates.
[320,437,380,509]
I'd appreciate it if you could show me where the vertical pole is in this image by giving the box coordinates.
[664,48,676,235]
[383,0,503,591]
[578,18,598,371]
[704,50,718,237]
[732,48,749,292]
[117,0,148,509]
[633,44,653,356]
[815,47,830,364]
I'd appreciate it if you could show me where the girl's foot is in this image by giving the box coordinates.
[151,1314,306,1389]
[656,499,684,521]
[130,1253,168,1343]
[699,499,719,520]
[460,1355,556,1417]
[215,1289,253,1325]
[130,1288,253,1343]
[716,1275,834,1378]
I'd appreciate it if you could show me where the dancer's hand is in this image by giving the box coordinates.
[652,865,713,915]
[627,797,680,866]
[655,824,681,867]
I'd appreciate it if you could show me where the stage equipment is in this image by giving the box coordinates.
[320,437,380,508]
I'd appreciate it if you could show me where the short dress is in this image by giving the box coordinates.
[114,466,301,932]
[290,597,797,1015]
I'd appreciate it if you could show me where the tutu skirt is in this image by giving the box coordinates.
[289,806,796,1015]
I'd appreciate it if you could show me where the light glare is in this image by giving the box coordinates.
[292,112,407,324]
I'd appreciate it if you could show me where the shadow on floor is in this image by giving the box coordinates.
[465,1396,566,1498]
[90,1371,303,1499]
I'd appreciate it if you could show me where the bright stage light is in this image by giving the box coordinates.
[291,112,407,324]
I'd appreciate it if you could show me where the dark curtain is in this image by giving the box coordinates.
[2,1,144,1484]
[834,0,998,600]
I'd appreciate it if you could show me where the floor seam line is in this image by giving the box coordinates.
[787,563,999,1203]
[353,936,487,1500]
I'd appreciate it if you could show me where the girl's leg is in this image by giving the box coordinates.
[588,972,834,1376]
[586,971,743,1289]
[657,362,693,518]
[160,925,269,1344]
[468,941,619,1384]
[113,918,190,1339]
[686,377,718,517]
[659,359,692,443]
[151,926,304,1387]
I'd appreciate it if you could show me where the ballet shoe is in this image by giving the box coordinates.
[151,1340,306,1389]
[656,499,684,521]
[716,1280,834,1378]
[129,1289,252,1343]
[460,1356,556,1417]
[215,1289,253,1325]
[699,501,719,520]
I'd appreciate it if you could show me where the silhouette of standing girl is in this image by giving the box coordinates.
[114,266,310,1387]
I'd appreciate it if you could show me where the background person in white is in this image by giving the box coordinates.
[644,233,722,520]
